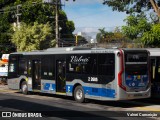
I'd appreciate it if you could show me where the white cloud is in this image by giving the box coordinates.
[82,27,99,33]
[61,0,127,37]
[74,27,116,34]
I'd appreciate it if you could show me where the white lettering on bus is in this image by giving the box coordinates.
[70,56,89,63]
[88,77,98,82]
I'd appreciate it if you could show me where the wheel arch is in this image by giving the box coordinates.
[72,83,83,96]
[19,79,27,90]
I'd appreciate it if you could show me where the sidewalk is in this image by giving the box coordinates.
[0,84,17,93]
[0,84,9,91]
[0,79,7,85]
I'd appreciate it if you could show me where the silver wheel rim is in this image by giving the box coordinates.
[76,89,83,100]
[22,84,27,92]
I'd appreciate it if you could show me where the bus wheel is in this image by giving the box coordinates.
[74,86,85,103]
[21,81,28,94]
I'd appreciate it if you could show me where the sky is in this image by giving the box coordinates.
[61,0,128,38]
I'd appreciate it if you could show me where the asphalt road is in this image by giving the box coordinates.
[0,85,159,120]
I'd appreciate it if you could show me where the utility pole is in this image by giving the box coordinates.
[43,0,75,47]
[43,0,61,47]
[55,0,59,47]
[16,4,21,28]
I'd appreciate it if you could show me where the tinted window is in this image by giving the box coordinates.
[125,52,148,75]
[98,54,115,76]
[67,54,97,75]
[151,58,160,82]
[8,55,19,78]
[125,53,148,62]
[9,57,17,73]
[19,59,27,75]
[125,64,147,75]
[41,56,55,79]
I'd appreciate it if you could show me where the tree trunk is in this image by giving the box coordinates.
[150,0,160,22]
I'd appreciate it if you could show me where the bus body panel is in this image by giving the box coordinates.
[8,75,28,90]
[117,49,150,99]
[7,47,151,101]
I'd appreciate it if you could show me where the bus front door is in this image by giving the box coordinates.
[151,57,160,98]
[32,60,41,90]
[56,60,66,93]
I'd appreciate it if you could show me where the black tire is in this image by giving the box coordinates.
[74,86,85,103]
[21,81,28,94]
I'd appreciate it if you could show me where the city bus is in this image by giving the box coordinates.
[7,47,150,102]
[147,48,160,98]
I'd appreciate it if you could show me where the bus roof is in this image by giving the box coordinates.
[10,47,148,55]
[10,47,119,55]
[147,48,160,56]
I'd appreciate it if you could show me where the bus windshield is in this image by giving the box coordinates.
[125,52,148,75]
[124,50,149,90]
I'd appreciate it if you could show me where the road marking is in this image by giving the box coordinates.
[134,107,160,111]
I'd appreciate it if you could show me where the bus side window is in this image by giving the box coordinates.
[9,57,17,73]
[155,58,160,82]
[151,59,155,82]
[76,64,81,72]
[9,63,15,72]
[69,63,81,73]
[98,54,115,76]
[41,56,54,79]
[67,54,97,74]
[19,59,27,75]
[157,59,160,82]
[28,61,31,76]
[69,63,74,71]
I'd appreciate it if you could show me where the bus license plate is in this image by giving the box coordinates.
[134,94,142,97]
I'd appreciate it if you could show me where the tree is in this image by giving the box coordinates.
[122,14,151,40]
[12,22,55,51]
[96,27,126,43]
[121,14,160,47]
[113,27,126,42]
[59,10,75,39]
[142,24,160,47]
[0,12,15,53]
[96,28,106,43]
[0,13,11,44]
[76,36,88,45]
[0,0,75,50]
[103,0,160,21]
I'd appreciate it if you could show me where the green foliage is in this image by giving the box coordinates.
[12,22,55,51]
[122,14,160,47]
[65,21,75,35]
[113,27,126,41]
[59,10,75,38]
[21,1,53,24]
[77,36,88,45]
[0,0,75,51]
[122,14,151,40]
[0,12,14,53]
[0,14,11,43]
[103,0,160,14]
[96,33,102,43]
[96,27,125,43]
[142,24,160,47]
[96,28,106,43]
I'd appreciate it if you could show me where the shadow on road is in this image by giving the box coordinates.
[13,91,160,108]
[0,98,126,119]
